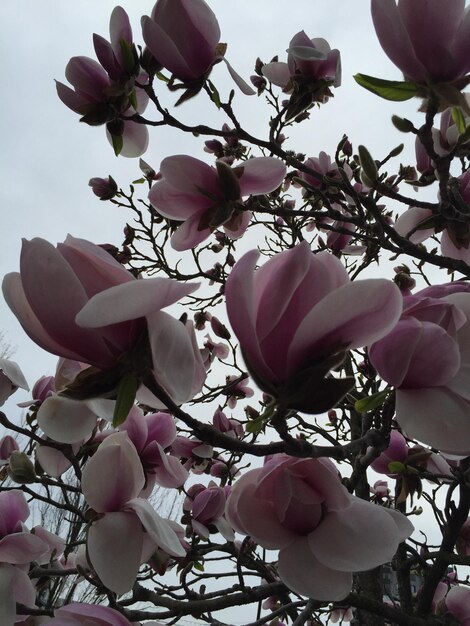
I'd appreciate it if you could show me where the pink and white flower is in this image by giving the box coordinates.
[226,454,413,600]
[148,155,286,251]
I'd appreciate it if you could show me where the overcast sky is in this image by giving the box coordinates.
[1,0,425,392]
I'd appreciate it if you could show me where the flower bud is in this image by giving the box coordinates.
[8,451,36,484]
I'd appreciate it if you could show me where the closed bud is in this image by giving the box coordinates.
[8,451,36,484]
[358,145,378,186]
[391,115,415,133]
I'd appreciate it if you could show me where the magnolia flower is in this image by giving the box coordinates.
[225,241,402,413]
[141,0,253,96]
[81,432,185,594]
[369,284,470,454]
[262,31,341,95]
[3,236,205,407]
[184,482,234,540]
[56,7,149,157]
[148,155,286,251]
[226,455,413,600]
[371,0,470,84]
[142,0,221,82]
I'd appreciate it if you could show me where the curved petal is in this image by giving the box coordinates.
[76,277,198,327]
[149,181,211,220]
[0,533,48,565]
[261,62,291,88]
[37,395,97,444]
[147,443,189,488]
[147,311,200,405]
[309,500,412,572]
[278,536,352,600]
[36,445,73,478]
[288,279,403,374]
[81,433,145,512]
[53,603,132,626]
[239,157,286,196]
[118,121,149,158]
[441,229,470,264]
[125,498,185,557]
[159,155,219,195]
[65,56,110,98]
[395,207,434,244]
[371,0,427,82]
[225,249,276,385]
[396,387,470,454]
[170,212,212,251]
[87,512,143,594]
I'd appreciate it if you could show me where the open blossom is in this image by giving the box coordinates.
[371,0,470,85]
[184,482,234,540]
[81,432,185,594]
[3,236,205,407]
[262,31,341,92]
[225,241,402,413]
[369,284,470,454]
[148,155,286,251]
[226,455,413,600]
[56,7,149,157]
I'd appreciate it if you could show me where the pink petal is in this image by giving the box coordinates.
[0,533,48,565]
[36,445,73,478]
[396,387,470,454]
[147,311,202,405]
[395,207,434,244]
[441,229,470,264]
[371,0,427,82]
[261,62,291,88]
[170,212,213,251]
[239,157,286,196]
[87,512,143,594]
[309,500,412,572]
[148,443,189,488]
[287,279,402,375]
[65,56,110,99]
[159,155,220,196]
[37,395,97,444]
[222,58,256,95]
[149,181,211,220]
[53,603,132,626]
[76,277,198,327]
[125,498,185,557]
[278,536,352,600]
[107,121,149,158]
[81,433,145,512]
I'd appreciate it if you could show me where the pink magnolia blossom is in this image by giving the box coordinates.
[0,359,28,407]
[184,483,233,540]
[142,0,221,82]
[300,151,352,192]
[3,236,205,407]
[0,435,19,466]
[225,241,402,413]
[226,455,413,600]
[81,432,185,594]
[45,602,132,626]
[395,171,470,264]
[262,31,341,91]
[148,155,286,251]
[369,285,470,454]
[89,176,118,200]
[56,8,149,157]
[371,0,470,84]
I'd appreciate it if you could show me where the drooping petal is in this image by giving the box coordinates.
[170,213,213,251]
